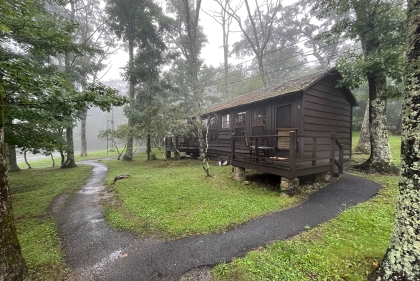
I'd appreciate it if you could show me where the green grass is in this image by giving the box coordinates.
[9,165,93,280]
[103,150,303,239]
[212,133,402,281]
[352,131,401,166]
[17,148,137,169]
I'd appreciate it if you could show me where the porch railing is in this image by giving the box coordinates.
[231,131,344,178]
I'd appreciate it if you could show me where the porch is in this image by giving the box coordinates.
[231,131,344,179]
[165,135,200,158]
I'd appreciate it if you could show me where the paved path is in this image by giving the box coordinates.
[52,161,382,281]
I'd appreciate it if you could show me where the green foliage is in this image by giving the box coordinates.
[103,150,302,238]
[314,0,406,90]
[9,165,92,280]
[1,0,127,157]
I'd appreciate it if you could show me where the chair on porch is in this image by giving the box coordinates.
[242,131,254,156]
[242,131,274,161]
[269,128,298,165]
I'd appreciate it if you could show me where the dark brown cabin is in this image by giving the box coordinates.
[166,68,358,178]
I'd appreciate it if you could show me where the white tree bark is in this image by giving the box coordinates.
[354,101,370,154]
[374,0,420,278]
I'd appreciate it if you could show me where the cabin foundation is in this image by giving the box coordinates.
[232,166,246,181]
[280,177,300,191]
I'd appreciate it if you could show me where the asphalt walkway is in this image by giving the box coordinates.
[52,161,382,281]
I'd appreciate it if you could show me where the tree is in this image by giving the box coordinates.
[372,0,420,278]
[225,0,281,87]
[0,86,29,281]
[315,0,405,174]
[68,0,119,157]
[106,0,169,161]
[354,101,371,153]
[203,0,236,99]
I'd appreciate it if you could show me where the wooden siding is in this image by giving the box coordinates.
[302,78,352,160]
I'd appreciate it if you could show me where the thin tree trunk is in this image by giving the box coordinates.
[147,134,151,160]
[354,101,370,154]
[373,0,420,278]
[61,127,77,168]
[59,149,65,166]
[6,144,20,172]
[23,150,31,169]
[0,86,29,281]
[123,37,135,161]
[80,109,88,157]
[51,154,55,167]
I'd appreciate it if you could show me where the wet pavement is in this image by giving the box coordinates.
[52,161,382,281]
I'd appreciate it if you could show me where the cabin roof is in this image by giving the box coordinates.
[202,68,357,114]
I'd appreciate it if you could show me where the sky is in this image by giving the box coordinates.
[100,0,296,82]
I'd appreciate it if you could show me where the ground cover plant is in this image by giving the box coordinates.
[9,165,93,280]
[212,133,401,281]
[103,150,304,239]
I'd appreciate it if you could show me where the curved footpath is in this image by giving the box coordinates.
[52,161,382,281]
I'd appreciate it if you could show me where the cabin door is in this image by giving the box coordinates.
[276,104,292,128]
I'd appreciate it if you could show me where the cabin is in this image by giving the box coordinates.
[166,68,358,178]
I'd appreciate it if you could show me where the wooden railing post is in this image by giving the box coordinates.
[231,137,235,161]
[312,137,316,166]
[255,137,259,163]
[330,133,336,173]
[335,138,344,174]
[290,131,296,178]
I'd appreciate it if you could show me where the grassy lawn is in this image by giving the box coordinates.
[212,133,401,281]
[9,165,93,280]
[102,151,304,239]
[17,148,140,169]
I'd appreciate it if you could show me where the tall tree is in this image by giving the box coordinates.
[372,0,420,278]
[315,0,405,174]
[203,0,236,99]
[225,0,281,87]
[106,0,167,161]
[70,0,118,157]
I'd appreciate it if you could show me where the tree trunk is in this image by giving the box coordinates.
[23,151,31,169]
[80,109,88,157]
[123,37,135,161]
[0,86,29,281]
[147,134,151,161]
[354,101,370,154]
[366,74,394,172]
[359,74,397,174]
[59,149,65,166]
[61,127,77,168]
[6,145,20,172]
[373,1,420,278]
[257,54,268,87]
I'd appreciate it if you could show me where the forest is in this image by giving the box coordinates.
[1,0,419,280]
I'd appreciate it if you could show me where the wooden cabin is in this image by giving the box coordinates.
[166,68,358,178]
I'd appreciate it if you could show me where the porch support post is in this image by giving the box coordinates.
[232,166,246,181]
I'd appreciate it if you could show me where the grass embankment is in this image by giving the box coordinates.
[9,165,92,280]
[103,152,303,239]
[212,134,401,281]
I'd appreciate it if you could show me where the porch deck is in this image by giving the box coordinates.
[230,132,344,178]
[165,136,200,157]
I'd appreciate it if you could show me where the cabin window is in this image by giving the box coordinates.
[208,116,218,142]
[276,104,292,128]
[251,108,266,135]
[234,111,246,137]
[221,114,230,129]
